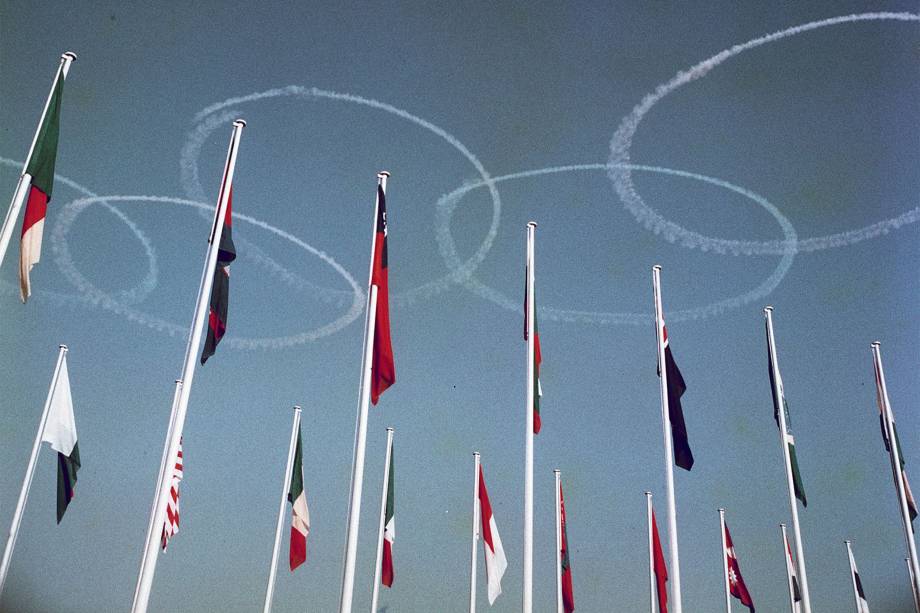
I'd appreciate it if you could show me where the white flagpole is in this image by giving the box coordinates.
[469,452,481,613]
[263,406,302,613]
[871,341,920,602]
[718,509,731,613]
[370,427,395,613]
[652,265,682,613]
[554,469,563,613]
[764,306,812,613]
[844,541,861,613]
[0,345,67,597]
[523,221,536,613]
[646,492,655,613]
[907,557,920,613]
[340,171,389,613]
[780,524,798,613]
[0,52,76,273]
[132,119,246,613]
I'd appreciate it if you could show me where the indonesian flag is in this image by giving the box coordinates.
[478,465,507,605]
[766,321,807,506]
[723,522,755,612]
[161,438,183,550]
[288,426,309,570]
[651,510,668,613]
[200,189,236,365]
[19,66,65,303]
[524,263,542,433]
[847,545,870,613]
[370,184,395,404]
[559,481,574,612]
[40,353,80,522]
[783,530,803,609]
[873,359,918,521]
[659,325,693,470]
[381,445,395,586]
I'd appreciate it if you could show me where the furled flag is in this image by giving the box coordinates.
[479,465,507,605]
[200,189,237,364]
[559,481,574,612]
[783,530,803,609]
[847,545,870,613]
[40,353,80,522]
[524,263,542,433]
[652,510,668,613]
[288,426,310,571]
[873,359,918,521]
[161,438,183,550]
[766,321,806,506]
[370,184,395,404]
[381,445,395,586]
[724,522,755,612]
[659,325,693,470]
[19,68,66,303]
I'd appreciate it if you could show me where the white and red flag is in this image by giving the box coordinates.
[160,438,183,551]
[478,465,507,605]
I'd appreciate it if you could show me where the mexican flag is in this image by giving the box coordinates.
[288,426,309,571]
[40,353,80,522]
[381,446,395,587]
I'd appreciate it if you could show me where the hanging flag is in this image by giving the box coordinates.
[370,184,395,404]
[873,360,918,521]
[783,531,803,607]
[652,510,668,613]
[478,465,507,605]
[19,70,65,303]
[658,325,693,470]
[766,321,807,506]
[200,190,237,364]
[559,481,574,612]
[724,522,755,612]
[524,264,542,433]
[288,426,310,571]
[847,545,870,613]
[381,445,395,586]
[40,354,80,522]
[161,438,184,551]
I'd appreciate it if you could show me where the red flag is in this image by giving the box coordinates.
[161,438,184,551]
[370,184,395,404]
[559,482,574,612]
[724,522,755,612]
[652,510,668,613]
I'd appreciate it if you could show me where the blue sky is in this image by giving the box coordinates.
[1,2,919,611]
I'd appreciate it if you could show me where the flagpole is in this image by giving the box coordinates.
[871,342,920,601]
[646,492,655,613]
[131,119,246,613]
[718,509,731,613]
[780,524,797,613]
[764,306,812,613]
[263,406,302,613]
[652,265,682,613]
[340,171,388,613]
[470,452,481,613]
[370,428,395,613]
[554,469,563,613]
[523,221,536,613]
[0,52,76,274]
[908,557,920,613]
[843,541,861,613]
[0,344,67,598]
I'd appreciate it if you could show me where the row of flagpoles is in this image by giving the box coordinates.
[2,52,920,612]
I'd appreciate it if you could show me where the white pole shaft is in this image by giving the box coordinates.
[370,428,394,613]
[719,509,731,613]
[469,453,480,613]
[780,524,797,613]
[0,53,75,273]
[263,407,302,613]
[646,492,655,613]
[132,119,245,613]
[907,557,920,613]
[871,342,920,600]
[764,307,812,613]
[555,470,562,613]
[652,265,682,613]
[523,222,536,613]
[0,345,67,598]
[844,541,861,613]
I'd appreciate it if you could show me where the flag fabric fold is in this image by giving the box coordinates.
[524,263,542,433]
[381,444,395,587]
[847,545,870,613]
[370,184,395,404]
[652,510,668,613]
[873,360,918,521]
[478,465,507,605]
[40,354,80,522]
[724,522,755,612]
[659,326,693,470]
[784,531,803,608]
[559,481,574,612]
[766,321,807,506]
[288,426,309,571]
[161,438,183,550]
[200,189,236,364]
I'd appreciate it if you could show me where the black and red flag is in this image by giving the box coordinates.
[370,183,395,404]
[200,189,236,365]
[659,325,694,470]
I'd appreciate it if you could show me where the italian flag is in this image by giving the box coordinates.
[479,465,507,605]
[40,353,80,522]
[288,427,309,571]
[381,447,395,587]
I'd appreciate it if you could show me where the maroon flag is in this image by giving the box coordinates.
[370,184,395,404]
[724,522,755,612]
[200,190,236,365]
[652,510,668,613]
[559,481,574,612]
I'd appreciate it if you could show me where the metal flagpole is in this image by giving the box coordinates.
[469,452,481,613]
[132,119,246,613]
[340,171,389,613]
[0,52,75,272]
[844,541,861,613]
[0,345,67,598]
[871,342,920,602]
[523,222,536,613]
[554,470,563,613]
[907,557,920,613]
[718,509,731,613]
[652,265,682,613]
[646,492,655,613]
[370,428,395,613]
[764,307,812,613]
[263,406,302,613]
[780,524,797,613]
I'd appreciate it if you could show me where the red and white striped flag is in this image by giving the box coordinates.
[161,438,184,551]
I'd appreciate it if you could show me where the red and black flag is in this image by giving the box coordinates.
[370,183,395,404]
[660,326,694,470]
[200,190,236,364]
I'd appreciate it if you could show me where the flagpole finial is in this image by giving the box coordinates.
[553,468,560,475]
[61,51,77,61]
[644,490,651,495]
[377,171,391,178]
[763,305,774,314]
[473,451,480,457]
[718,507,725,512]
[386,426,394,432]
[652,264,661,271]
[58,344,68,350]
[233,119,247,128]
[779,522,785,527]
[527,221,538,228]
[293,405,302,413]
[871,341,880,348]
[844,539,851,544]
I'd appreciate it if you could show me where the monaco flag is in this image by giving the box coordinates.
[724,522,755,612]
[478,465,507,605]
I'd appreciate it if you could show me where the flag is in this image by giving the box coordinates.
[559,481,574,612]
[288,426,309,571]
[479,465,507,605]
[652,510,668,613]
[370,184,395,404]
[873,359,918,521]
[19,68,65,303]
[161,438,183,550]
[783,530,803,607]
[40,354,80,522]
[381,443,395,587]
[724,522,755,612]
[200,189,237,364]
[847,545,870,613]
[524,263,542,433]
[659,325,693,470]
[766,321,807,506]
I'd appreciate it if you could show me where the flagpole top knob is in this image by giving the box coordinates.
[553,468,560,475]
[652,264,662,272]
[386,426,394,432]
[844,539,851,544]
[871,341,881,348]
[377,171,391,178]
[62,52,77,62]
[233,119,247,128]
[718,507,725,512]
[644,491,651,496]
[473,451,480,457]
[779,522,786,527]
[527,221,538,228]
[58,344,68,350]
[175,379,183,384]
[763,305,774,314]
[293,405,302,412]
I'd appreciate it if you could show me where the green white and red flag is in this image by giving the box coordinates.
[381,446,395,586]
[288,426,309,571]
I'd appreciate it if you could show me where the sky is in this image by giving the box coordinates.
[1,1,919,611]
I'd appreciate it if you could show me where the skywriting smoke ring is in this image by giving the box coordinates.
[609,12,920,256]
[182,86,503,307]
[435,163,797,325]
